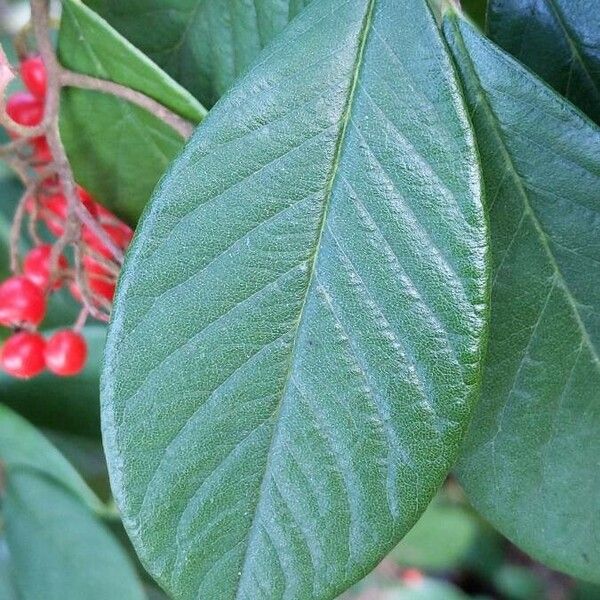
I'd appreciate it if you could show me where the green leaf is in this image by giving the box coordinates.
[0,404,102,510]
[391,492,481,571]
[102,0,488,598]
[58,0,207,224]
[85,0,314,108]
[444,13,600,583]
[0,536,18,600]
[0,325,105,438]
[0,406,145,600]
[487,0,600,124]
[0,176,20,282]
[463,0,488,28]
[44,430,111,500]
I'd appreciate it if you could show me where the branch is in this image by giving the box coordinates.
[30,0,125,267]
[60,69,195,139]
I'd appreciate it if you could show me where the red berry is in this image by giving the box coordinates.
[31,136,52,163]
[0,332,46,379]
[95,203,115,222]
[20,55,47,98]
[83,223,133,259]
[401,569,424,586]
[0,276,46,327]
[85,257,116,301]
[44,330,87,376]
[70,258,116,306]
[40,193,67,236]
[6,91,44,127]
[40,190,98,237]
[23,245,68,290]
[75,187,100,216]
[94,203,131,231]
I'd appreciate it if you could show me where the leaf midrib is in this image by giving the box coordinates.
[232,0,377,596]
[450,16,600,369]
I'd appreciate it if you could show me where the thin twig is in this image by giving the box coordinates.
[60,69,195,139]
[31,0,124,268]
[73,307,89,332]
[30,0,115,319]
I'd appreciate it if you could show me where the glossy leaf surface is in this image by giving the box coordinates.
[0,406,145,600]
[488,0,600,123]
[85,0,314,107]
[58,0,206,224]
[445,13,600,583]
[103,0,488,598]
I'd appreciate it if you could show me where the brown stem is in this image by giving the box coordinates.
[60,70,196,139]
[31,0,124,267]
[73,307,90,332]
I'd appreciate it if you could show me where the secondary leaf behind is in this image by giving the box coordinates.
[487,0,600,123]
[0,406,145,600]
[445,13,600,583]
[58,0,206,224]
[85,0,314,107]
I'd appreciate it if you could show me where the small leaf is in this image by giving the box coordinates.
[0,537,18,600]
[487,0,600,123]
[85,0,314,107]
[444,13,600,583]
[58,0,207,224]
[102,0,488,598]
[0,406,145,600]
[1,326,106,438]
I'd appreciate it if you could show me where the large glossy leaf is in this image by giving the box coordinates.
[0,406,145,600]
[102,0,488,598]
[487,0,600,124]
[444,13,600,583]
[0,325,105,438]
[58,0,206,224]
[85,0,314,108]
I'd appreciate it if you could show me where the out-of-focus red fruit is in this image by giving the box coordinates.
[401,569,424,586]
[0,331,46,378]
[71,258,116,305]
[85,257,116,302]
[39,190,98,237]
[83,223,133,259]
[0,276,46,327]
[20,56,47,98]
[6,91,44,127]
[45,329,87,376]
[40,193,68,236]
[23,244,68,290]
[31,136,52,163]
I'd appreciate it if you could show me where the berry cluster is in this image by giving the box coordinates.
[1,56,132,379]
